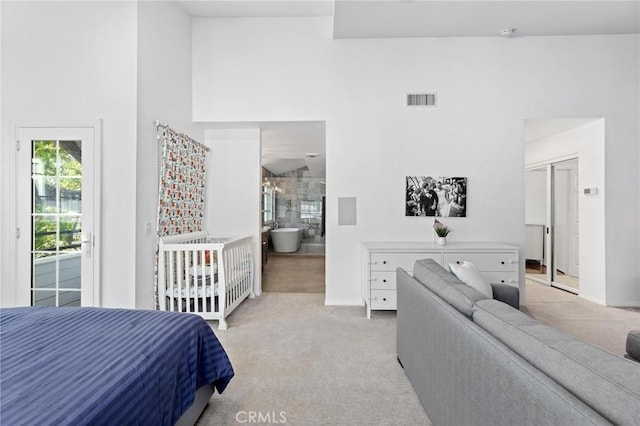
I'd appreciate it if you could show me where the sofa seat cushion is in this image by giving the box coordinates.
[474,299,640,425]
[412,259,488,318]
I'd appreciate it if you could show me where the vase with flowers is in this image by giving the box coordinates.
[433,219,451,246]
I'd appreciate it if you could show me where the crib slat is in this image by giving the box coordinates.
[168,250,174,312]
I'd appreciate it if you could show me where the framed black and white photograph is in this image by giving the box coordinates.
[406,176,467,217]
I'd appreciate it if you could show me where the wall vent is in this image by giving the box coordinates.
[407,93,437,107]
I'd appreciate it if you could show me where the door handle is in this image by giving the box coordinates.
[82,232,92,258]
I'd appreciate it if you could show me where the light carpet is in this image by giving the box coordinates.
[197,293,430,425]
[522,279,640,356]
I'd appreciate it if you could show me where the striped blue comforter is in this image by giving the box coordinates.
[0,307,234,425]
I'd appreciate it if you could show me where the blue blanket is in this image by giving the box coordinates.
[0,307,234,425]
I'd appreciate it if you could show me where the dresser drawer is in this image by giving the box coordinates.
[370,271,396,290]
[482,271,519,287]
[370,290,396,309]
[443,252,517,272]
[370,252,441,271]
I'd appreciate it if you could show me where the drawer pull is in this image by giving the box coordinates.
[382,297,387,301]
[382,261,387,265]
[456,261,461,264]
[501,280,505,283]
[501,261,505,265]
[383,279,387,283]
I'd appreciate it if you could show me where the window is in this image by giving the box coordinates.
[263,186,275,224]
[301,200,322,219]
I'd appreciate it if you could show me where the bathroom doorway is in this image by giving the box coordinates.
[260,121,326,294]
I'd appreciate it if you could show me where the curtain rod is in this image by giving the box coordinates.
[154,120,210,152]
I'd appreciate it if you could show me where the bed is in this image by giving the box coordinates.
[0,306,234,425]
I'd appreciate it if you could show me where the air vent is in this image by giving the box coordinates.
[407,93,437,107]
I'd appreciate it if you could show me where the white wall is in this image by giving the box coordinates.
[525,121,606,303]
[1,1,138,307]
[136,1,202,309]
[193,18,332,122]
[525,170,546,225]
[205,128,262,296]
[193,18,640,307]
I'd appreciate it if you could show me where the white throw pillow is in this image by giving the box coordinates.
[449,261,493,299]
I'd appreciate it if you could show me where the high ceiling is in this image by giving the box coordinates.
[179,0,639,39]
[332,1,640,39]
[180,1,639,176]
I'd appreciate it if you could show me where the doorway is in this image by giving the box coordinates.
[16,125,101,307]
[260,121,326,294]
[525,159,579,293]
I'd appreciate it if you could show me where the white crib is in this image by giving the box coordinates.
[158,231,255,329]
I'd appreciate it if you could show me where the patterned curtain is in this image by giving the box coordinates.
[155,127,207,307]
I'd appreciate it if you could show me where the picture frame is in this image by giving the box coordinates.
[405,176,467,217]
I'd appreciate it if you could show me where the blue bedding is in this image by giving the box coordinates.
[0,307,234,425]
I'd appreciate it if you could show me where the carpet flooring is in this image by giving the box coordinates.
[197,293,430,425]
[262,255,325,294]
[522,280,640,356]
[196,277,639,425]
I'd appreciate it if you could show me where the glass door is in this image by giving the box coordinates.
[17,127,99,307]
[31,140,84,306]
[525,159,580,294]
[525,167,548,283]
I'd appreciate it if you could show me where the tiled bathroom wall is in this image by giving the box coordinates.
[273,168,325,243]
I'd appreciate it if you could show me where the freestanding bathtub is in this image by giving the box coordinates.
[270,228,302,253]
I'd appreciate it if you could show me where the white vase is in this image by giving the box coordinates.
[437,237,447,246]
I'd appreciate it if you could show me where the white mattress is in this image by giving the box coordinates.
[167,265,219,298]
[169,283,219,299]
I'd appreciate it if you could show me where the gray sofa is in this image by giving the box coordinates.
[397,259,640,426]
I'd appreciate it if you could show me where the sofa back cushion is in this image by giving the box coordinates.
[474,299,640,425]
[412,259,488,318]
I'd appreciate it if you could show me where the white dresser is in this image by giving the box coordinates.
[361,242,520,318]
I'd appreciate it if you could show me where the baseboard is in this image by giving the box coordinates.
[604,300,640,308]
[579,293,640,308]
[578,294,607,306]
[323,298,365,307]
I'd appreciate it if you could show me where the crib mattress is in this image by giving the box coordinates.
[170,282,219,298]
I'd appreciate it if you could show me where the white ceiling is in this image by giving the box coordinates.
[525,118,600,144]
[332,1,640,39]
[181,1,639,176]
[260,121,326,177]
[179,0,640,39]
